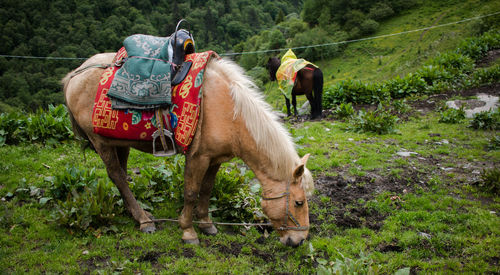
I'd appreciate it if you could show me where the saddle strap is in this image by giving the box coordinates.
[155,109,169,151]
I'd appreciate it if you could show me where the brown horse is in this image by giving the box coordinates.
[62,53,314,247]
[267,57,323,119]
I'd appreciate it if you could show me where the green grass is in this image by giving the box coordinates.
[1,1,500,273]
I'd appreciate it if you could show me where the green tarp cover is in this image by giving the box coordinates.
[107,34,172,109]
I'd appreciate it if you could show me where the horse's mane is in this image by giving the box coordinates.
[206,58,300,180]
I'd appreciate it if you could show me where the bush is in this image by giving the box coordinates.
[333,102,355,119]
[350,106,399,134]
[431,52,474,75]
[486,135,500,151]
[0,104,73,146]
[469,110,500,130]
[439,107,466,124]
[323,79,389,108]
[48,167,123,232]
[384,73,427,99]
[457,30,500,60]
[477,168,500,195]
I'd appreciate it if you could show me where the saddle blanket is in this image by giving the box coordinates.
[92,49,218,152]
[107,34,172,109]
[276,49,317,99]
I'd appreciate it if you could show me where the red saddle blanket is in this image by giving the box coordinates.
[92,49,218,152]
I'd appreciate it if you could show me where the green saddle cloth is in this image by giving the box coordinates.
[107,34,172,109]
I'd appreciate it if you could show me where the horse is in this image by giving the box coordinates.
[267,57,323,119]
[62,53,314,247]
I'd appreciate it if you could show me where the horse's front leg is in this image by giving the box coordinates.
[284,95,292,116]
[195,164,221,236]
[292,94,298,116]
[179,155,210,244]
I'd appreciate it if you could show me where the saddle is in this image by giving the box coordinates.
[100,20,196,156]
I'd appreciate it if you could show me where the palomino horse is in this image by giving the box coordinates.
[267,57,323,119]
[63,53,314,247]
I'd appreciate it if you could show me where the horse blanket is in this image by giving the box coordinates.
[92,49,218,152]
[276,49,317,99]
[107,34,172,109]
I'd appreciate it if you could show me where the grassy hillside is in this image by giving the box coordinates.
[264,0,500,109]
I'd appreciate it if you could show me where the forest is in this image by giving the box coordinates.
[0,0,418,111]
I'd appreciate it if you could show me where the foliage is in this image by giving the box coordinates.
[0,0,301,111]
[486,135,500,151]
[0,104,72,146]
[333,102,355,119]
[456,30,500,60]
[439,107,466,124]
[383,73,427,99]
[350,106,399,135]
[211,164,263,224]
[477,168,500,195]
[323,79,389,106]
[469,110,500,130]
[48,166,122,232]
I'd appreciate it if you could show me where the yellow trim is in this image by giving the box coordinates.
[184,39,194,50]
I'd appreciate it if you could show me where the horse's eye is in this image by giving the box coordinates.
[295,201,304,207]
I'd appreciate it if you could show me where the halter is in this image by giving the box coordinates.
[262,180,310,231]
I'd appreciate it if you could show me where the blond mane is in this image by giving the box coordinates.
[206,58,300,179]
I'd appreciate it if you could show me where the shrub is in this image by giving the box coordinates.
[48,167,123,232]
[431,52,474,75]
[477,168,500,195]
[323,79,389,108]
[351,106,399,134]
[469,110,500,130]
[416,65,453,86]
[486,135,500,151]
[456,30,500,60]
[383,73,427,99]
[0,104,72,146]
[439,107,466,124]
[333,102,355,119]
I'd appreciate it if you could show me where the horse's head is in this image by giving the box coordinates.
[261,154,313,247]
[266,57,280,82]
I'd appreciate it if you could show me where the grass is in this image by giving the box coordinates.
[1,1,500,273]
[1,103,499,273]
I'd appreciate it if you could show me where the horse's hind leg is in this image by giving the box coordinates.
[292,94,298,116]
[305,92,316,119]
[179,155,211,244]
[94,142,155,233]
[196,164,221,236]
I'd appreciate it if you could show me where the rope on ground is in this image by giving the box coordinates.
[152,218,272,227]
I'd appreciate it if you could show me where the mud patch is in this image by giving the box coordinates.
[310,170,427,230]
[182,247,196,258]
[138,251,164,264]
[216,242,243,256]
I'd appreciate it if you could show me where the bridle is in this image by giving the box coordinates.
[262,180,309,231]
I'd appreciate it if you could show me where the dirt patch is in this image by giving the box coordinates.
[182,247,196,258]
[138,251,164,264]
[216,242,243,256]
[310,169,428,231]
[477,49,500,67]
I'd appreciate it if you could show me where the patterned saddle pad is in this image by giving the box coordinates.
[92,50,218,153]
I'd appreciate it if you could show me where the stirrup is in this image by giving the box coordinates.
[152,129,176,157]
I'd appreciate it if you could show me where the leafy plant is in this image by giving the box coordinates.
[477,168,500,195]
[469,110,500,130]
[51,181,122,232]
[333,102,355,119]
[350,106,399,134]
[45,166,98,201]
[486,135,500,150]
[439,107,466,124]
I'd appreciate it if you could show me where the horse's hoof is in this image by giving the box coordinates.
[182,238,200,245]
[141,224,156,234]
[199,225,218,236]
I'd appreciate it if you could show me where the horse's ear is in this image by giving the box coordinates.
[301,154,310,165]
[293,163,305,180]
[293,154,310,182]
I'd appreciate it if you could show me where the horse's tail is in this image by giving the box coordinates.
[313,68,323,118]
[61,74,96,152]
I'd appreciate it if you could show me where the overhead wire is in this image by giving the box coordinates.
[0,11,498,60]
